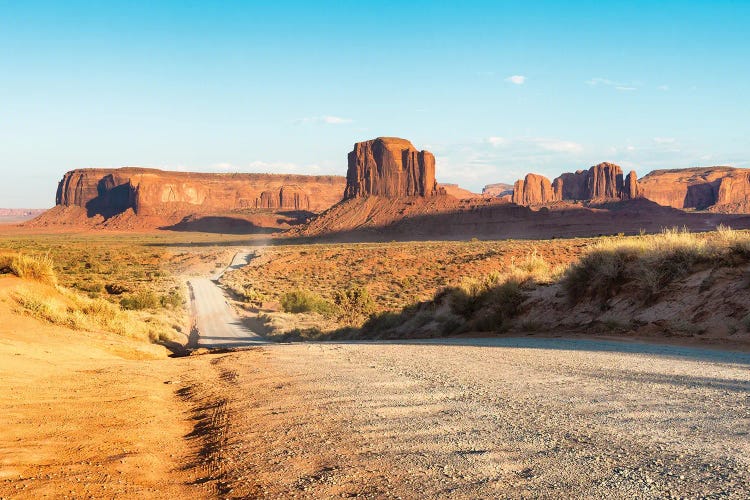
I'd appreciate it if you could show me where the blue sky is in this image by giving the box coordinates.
[1,1,749,207]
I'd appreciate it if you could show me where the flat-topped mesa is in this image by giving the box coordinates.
[344,137,439,199]
[512,173,555,205]
[55,167,346,218]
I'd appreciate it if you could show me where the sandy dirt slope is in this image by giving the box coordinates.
[0,276,205,499]
[177,339,750,498]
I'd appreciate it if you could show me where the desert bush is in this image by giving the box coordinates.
[0,253,12,273]
[76,281,105,294]
[228,283,265,305]
[120,290,160,310]
[333,286,376,324]
[281,289,334,315]
[160,289,184,309]
[507,251,557,284]
[105,283,129,295]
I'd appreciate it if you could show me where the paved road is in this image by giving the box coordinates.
[189,251,265,348]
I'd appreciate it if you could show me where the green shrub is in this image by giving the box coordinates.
[120,290,160,310]
[281,289,334,315]
[160,289,184,309]
[105,283,129,295]
[333,286,375,324]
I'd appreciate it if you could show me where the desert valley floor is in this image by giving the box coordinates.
[1,229,749,499]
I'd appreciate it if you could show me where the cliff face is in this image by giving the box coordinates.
[55,167,347,218]
[344,137,439,199]
[638,167,750,212]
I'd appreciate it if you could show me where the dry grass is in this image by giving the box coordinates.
[0,252,57,286]
[11,285,176,342]
[563,226,750,303]
[0,234,209,343]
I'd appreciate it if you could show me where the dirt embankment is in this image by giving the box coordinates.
[0,276,204,498]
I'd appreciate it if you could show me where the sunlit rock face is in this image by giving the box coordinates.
[344,137,438,199]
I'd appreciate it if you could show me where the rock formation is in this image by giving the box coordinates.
[54,167,347,218]
[624,170,640,200]
[513,162,640,206]
[586,162,624,199]
[512,174,555,205]
[344,137,439,199]
[552,171,589,201]
[510,163,750,213]
[638,166,750,212]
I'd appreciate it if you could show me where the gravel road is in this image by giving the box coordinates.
[189,251,265,348]
[179,337,750,498]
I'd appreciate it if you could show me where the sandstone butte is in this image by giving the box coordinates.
[344,137,441,199]
[54,167,347,218]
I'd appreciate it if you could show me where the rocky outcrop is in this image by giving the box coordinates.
[344,137,439,199]
[639,167,750,212]
[513,162,640,206]
[55,167,347,218]
[512,174,555,205]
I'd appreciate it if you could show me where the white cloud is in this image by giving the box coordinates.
[295,115,353,125]
[657,85,670,91]
[505,75,526,85]
[487,136,583,154]
[534,138,584,153]
[653,137,676,144]
[587,77,638,91]
[200,161,326,175]
[586,77,615,86]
